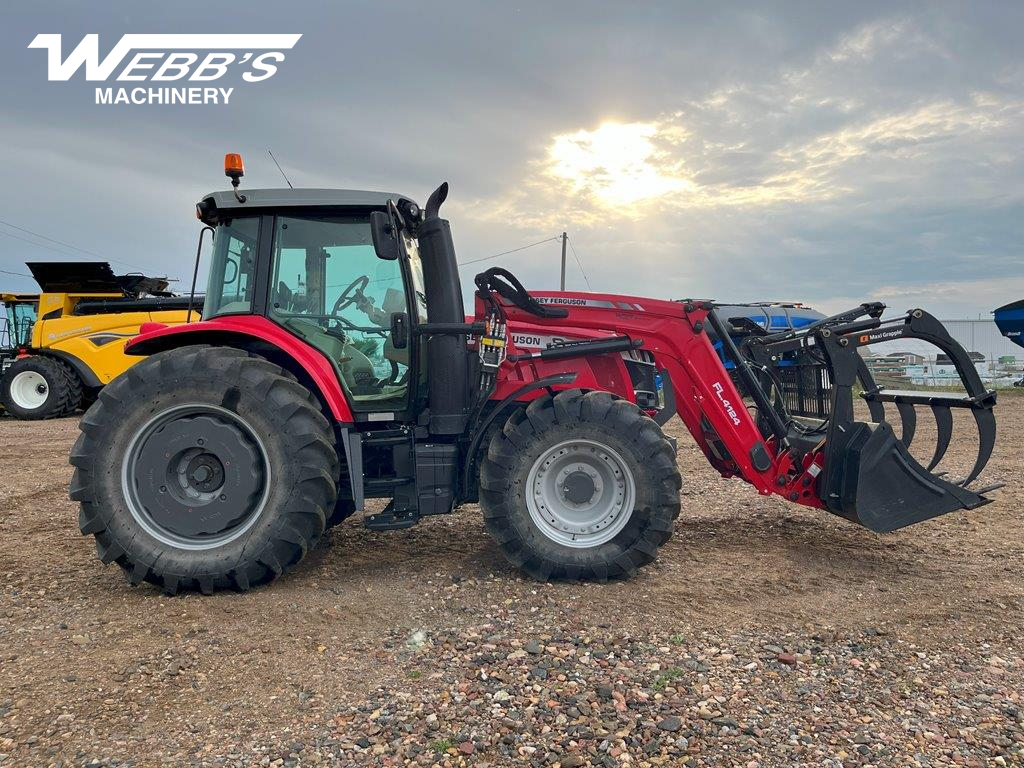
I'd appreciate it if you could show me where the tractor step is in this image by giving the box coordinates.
[363,503,419,531]
[364,476,414,490]
[361,428,413,448]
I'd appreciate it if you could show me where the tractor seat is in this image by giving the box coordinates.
[280,317,376,395]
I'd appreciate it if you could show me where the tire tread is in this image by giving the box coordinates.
[479,388,681,582]
[70,345,338,595]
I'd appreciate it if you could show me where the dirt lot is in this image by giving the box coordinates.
[1,396,1022,767]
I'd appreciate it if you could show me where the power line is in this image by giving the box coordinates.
[0,217,105,258]
[0,217,145,271]
[0,267,32,278]
[458,236,561,267]
[0,228,86,259]
[566,235,592,290]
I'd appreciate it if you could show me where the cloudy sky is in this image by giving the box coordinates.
[1,1,1022,318]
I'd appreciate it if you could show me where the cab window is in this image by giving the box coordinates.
[204,217,260,318]
[269,214,411,412]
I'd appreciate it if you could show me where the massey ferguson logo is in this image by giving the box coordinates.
[28,34,301,105]
[536,296,588,307]
[712,381,742,426]
[510,333,568,349]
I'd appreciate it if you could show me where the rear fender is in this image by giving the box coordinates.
[127,316,354,423]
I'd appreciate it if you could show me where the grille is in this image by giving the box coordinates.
[732,362,833,420]
[623,355,659,409]
[773,364,833,419]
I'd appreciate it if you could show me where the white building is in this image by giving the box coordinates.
[869,318,1019,362]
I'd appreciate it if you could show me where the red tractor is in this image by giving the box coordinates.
[70,157,1000,594]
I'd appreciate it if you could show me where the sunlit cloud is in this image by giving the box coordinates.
[477,13,1020,233]
[544,122,693,207]
[487,87,1019,227]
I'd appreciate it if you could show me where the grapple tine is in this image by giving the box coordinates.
[865,397,885,424]
[961,408,996,487]
[895,401,917,447]
[808,306,1000,534]
[927,405,953,472]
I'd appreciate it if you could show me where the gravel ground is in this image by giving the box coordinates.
[0,394,1021,767]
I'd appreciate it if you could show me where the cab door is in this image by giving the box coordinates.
[267,212,420,419]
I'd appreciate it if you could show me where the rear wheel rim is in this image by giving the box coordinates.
[121,404,270,550]
[9,371,48,410]
[526,438,636,548]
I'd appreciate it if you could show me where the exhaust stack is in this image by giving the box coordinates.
[417,183,470,434]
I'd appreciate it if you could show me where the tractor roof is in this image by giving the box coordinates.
[198,188,414,224]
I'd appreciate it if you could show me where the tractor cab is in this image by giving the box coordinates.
[2,293,39,373]
[196,188,429,417]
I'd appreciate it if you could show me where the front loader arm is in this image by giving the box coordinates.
[488,291,800,502]
[653,308,780,494]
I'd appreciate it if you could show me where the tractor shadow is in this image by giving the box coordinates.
[297,504,963,631]
[310,504,940,589]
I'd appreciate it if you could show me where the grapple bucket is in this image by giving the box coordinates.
[816,308,998,532]
[743,304,999,533]
[823,418,992,532]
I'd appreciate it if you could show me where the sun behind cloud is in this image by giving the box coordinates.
[545,121,693,208]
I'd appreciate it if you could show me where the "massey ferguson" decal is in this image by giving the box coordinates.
[510,333,569,349]
[534,296,604,307]
[532,296,646,311]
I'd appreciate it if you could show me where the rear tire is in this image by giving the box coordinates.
[70,345,339,594]
[479,390,681,581]
[1,356,82,419]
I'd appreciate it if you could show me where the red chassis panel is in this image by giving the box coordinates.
[127,315,355,423]
[493,321,636,404]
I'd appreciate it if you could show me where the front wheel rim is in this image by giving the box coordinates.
[121,404,270,550]
[526,438,636,548]
[9,371,49,410]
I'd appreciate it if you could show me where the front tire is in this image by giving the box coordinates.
[70,346,339,594]
[327,499,357,527]
[479,390,681,581]
[0,356,82,419]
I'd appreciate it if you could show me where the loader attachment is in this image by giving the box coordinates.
[749,306,998,533]
[822,418,991,533]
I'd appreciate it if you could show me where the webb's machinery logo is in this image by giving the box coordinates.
[27,34,301,105]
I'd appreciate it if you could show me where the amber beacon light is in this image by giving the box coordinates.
[224,153,246,202]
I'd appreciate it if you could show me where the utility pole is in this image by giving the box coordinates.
[560,232,567,291]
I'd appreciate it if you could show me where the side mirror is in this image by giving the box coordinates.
[390,311,409,349]
[370,211,400,260]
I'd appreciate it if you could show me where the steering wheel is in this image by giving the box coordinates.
[275,311,387,336]
[331,275,370,314]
